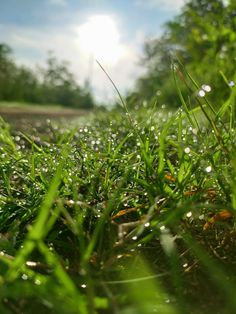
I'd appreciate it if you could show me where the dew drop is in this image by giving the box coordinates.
[205,166,212,173]
[199,214,205,220]
[35,279,41,285]
[202,84,211,92]
[22,274,28,280]
[198,90,205,97]
[192,128,198,135]
[184,147,191,154]
[186,211,192,218]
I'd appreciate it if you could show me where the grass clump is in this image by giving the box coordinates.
[0,74,235,314]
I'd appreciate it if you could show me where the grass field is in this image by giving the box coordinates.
[0,79,235,314]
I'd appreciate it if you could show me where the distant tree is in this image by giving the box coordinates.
[0,43,18,100]
[39,52,94,108]
[12,67,40,102]
[132,0,236,108]
[0,44,95,109]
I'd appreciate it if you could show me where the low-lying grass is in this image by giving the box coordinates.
[0,68,235,313]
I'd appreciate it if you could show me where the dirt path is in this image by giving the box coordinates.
[0,106,89,132]
[0,106,87,118]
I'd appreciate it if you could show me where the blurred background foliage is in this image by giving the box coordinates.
[127,0,236,109]
[0,44,94,109]
[0,0,236,110]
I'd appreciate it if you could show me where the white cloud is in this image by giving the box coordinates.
[136,0,186,11]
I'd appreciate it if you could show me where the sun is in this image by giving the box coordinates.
[77,15,124,65]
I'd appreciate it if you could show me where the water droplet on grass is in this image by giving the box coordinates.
[22,274,28,280]
[35,279,41,285]
[184,147,191,154]
[202,84,211,92]
[198,90,206,97]
[205,166,212,173]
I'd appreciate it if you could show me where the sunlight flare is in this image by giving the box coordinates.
[77,15,124,65]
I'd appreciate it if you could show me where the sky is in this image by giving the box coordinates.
[0,0,186,104]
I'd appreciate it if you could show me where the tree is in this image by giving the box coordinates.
[132,0,236,108]
[0,45,95,109]
[0,43,18,101]
[40,52,94,108]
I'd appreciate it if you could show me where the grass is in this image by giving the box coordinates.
[0,67,235,313]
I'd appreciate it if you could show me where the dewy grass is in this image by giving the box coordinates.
[0,83,235,313]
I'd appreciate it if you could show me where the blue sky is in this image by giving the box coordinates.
[0,0,185,103]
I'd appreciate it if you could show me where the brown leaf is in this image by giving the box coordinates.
[203,210,233,231]
[111,207,138,220]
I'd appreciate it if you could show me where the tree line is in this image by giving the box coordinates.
[128,0,236,109]
[0,44,94,109]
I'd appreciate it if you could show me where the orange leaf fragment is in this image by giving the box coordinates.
[184,186,199,196]
[164,174,175,182]
[203,210,233,231]
[111,207,138,220]
[184,190,198,196]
